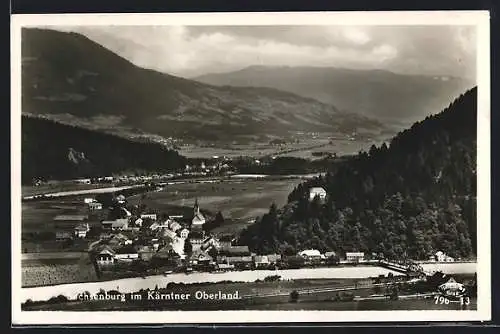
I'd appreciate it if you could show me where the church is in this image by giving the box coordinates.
[191,198,206,228]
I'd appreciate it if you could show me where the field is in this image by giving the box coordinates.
[22,182,116,198]
[21,199,105,253]
[178,135,389,159]
[127,178,300,234]
[22,254,99,288]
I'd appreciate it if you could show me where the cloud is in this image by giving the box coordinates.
[52,25,476,79]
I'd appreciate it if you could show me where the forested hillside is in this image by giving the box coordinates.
[22,116,187,184]
[239,88,477,260]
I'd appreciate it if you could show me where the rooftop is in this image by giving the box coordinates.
[54,215,88,221]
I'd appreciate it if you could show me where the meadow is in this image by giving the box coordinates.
[127,178,300,234]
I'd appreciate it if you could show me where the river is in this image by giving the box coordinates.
[21,262,476,303]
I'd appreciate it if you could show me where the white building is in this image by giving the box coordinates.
[179,228,190,239]
[192,199,206,227]
[141,213,157,221]
[299,249,322,260]
[346,252,365,263]
[309,187,327,201]
[88,202,103,211]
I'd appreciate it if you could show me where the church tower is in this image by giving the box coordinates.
[194,197,200,216]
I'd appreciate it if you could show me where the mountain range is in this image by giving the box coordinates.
[195,65,474,126]
[22,28,384,144]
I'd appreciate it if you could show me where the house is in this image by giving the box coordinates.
[168,220,182,232]
[74,223,90,238]
[74,178,91,185]
[435,251,455,262]
[137,246,154,261]
[55,231,72,241]
[219,245,250,256]
[84,198,95,204]
[114,245,139,261]
[253,255,270,269]
[189,230,205,245]
[104,176,114,182]
[54,215,88,223]
[324,251,339,264]
[88,202,103,211]
[309,187,327,201]
[216,263,235,271]
[190,251,214,268]
[179,228,190,239]
[149,222,160,231]
[267,254,282,264]
[111,219,129,231]
[141,213,157,221]
[115,194,126,204]
[162,228,178,241]
[191,198,206,227]
[346,252,365,263]
[299,249,323,263]
[134,218,143,227]
[218,234,235,248]
[220,256,253,269]
[96,246,115,265]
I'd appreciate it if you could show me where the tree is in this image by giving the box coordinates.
[183,238,193,257]
[289,290,299,303]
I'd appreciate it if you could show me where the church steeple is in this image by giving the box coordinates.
[194,198,200,216]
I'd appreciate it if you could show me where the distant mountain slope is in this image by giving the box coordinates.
[239,87,477,259]
[195,65,474,125]
[22,29,383,143]
[22,115,187,184]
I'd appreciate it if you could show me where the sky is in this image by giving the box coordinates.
[53,25,476,80]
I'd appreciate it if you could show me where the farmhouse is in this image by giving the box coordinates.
[435,251,455,262]
[141,213,157,221]
[55,231,72,241]
[309,187,327,201]
[219,245,250,256]
[74,223,90,238]
[137,246,154,261]
[299,249,323,262]
[218,234,235,248]
[168,220,182,232]
[114,246,139,261]
[96,246,115,265]
[88,202,103,211]
[179,228,190,239]
[253,255,270,269]
[111,220,129,231]
[345,252,365,263]
[115,194,126,204]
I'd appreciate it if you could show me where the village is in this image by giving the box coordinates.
[50,184,457,281]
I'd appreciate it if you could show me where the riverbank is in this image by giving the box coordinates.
[20,262,476,303]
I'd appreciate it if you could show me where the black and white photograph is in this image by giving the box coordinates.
[11,11,491,324]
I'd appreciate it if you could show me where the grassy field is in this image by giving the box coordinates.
[22,183,117,198]
[22,253,98,288]
[127,178,299,234]
[178,137,384,159]
[21,199,105,253]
